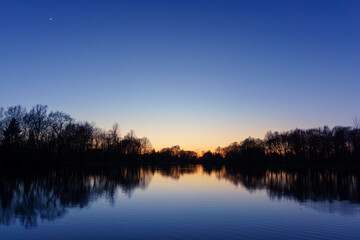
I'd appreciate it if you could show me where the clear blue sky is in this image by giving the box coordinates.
[1,0,360,151]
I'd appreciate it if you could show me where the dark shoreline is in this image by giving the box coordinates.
[1,153,360,170]
[1,105,360,168]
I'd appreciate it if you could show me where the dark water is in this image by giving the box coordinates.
[1,165,360,239]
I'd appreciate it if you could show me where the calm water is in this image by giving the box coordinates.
[1,165,360,239]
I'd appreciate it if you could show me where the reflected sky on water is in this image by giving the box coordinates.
[1,165,360,239]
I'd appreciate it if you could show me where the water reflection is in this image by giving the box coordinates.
[0,165,360,228]
[0,167,154,228]
[213,166,360,215]
[216,167,360,203]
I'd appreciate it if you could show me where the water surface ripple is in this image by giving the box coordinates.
[0,165,360,239]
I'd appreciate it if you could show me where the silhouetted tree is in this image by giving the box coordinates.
[2,118,22,150]
[92,127,106,150]
[140,137,152,154]
[223,142,241,160]
[120,130,141,155]
[4,105,26,126]
[47,111,73,152]
[0,107,4,144]
[240,137,265,160]
[107,123,120,151]
[24,105,48,150]
[61,122,93,153]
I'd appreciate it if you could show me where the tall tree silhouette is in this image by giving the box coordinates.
[24,105,48,149]
[2,118,22,149]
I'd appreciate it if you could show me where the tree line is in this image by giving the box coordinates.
[0,105,359,164]
[206,122,360,163]
[0,105,153,156]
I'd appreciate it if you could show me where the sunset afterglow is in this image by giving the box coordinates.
[1,1,359,152]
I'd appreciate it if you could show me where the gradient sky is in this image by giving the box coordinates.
[1,0,360,152]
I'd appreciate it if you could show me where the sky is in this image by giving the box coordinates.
[1,0,360,152]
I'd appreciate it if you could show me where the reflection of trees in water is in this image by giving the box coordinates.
[1,165,360,228]
[204,166,360,215]
[0,167,153,228]
[266,169,360,203]
[0,165,200,228]
[217,167,360,203]
[157,165,198,179]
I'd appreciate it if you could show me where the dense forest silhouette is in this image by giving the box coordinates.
[0,105,359,165]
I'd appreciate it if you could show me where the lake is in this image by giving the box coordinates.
[0,165,360,239]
